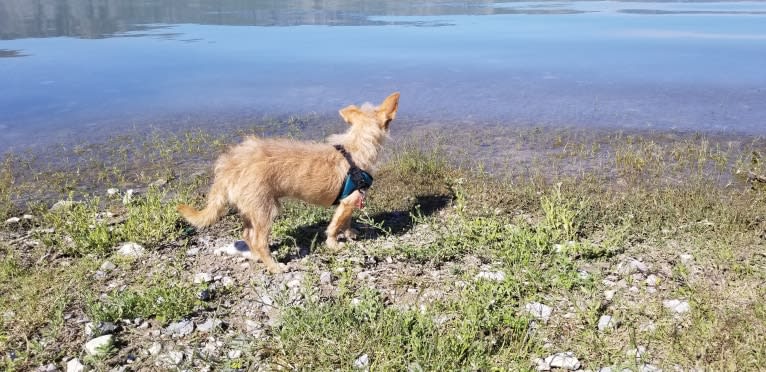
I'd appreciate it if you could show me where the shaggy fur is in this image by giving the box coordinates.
[177,92,400,273]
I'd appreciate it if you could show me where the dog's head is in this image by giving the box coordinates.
[339,92,400,133]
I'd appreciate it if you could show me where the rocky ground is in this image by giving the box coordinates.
[1,128,765,371]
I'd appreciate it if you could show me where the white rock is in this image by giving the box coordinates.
[157,351,183,366]
[319,271,332,285]
[261,295,274,306]
[213,240,252,258]
[227,350,242,359]
[5,217,20,224]
[286,278,302,288]
[680,254,694,264]
[116,242,145,257]
[525,302,553,323]
[100,261,116,271]
[598,368,613,372]
[245,319,261,335]
[51,200,78,211]
[84,335,113,356]
[196,318,222,333]
[107,188,119,196]
[122,189,135,205]
[545,352,581,370]
[353,353,370,369]
[620,259,649,274]
[475,271,506,282]
[66,358,85,372]
[663,299,690,314]
[23,214,34,220]
[36,363,58,372]
[604,290,616,301]
[534,357,551,371]
[598,315,616,331]
[626,345,647,359]
[640,364,662,372]
[193,273,213,284]
[646,274,659,287]
[221,276,235,287]
[148,342,162,356]
[186,247,200,256]
[165,319,194,336]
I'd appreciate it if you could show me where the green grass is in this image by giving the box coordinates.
[1,124,766,370]
[36,186,190,257]
[87,281,203,325]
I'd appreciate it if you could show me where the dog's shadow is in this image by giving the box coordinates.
[275,194,452,260]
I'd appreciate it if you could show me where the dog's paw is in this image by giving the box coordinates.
[325,238,344,250]
[265,261,283,274]
[343,228,359,240]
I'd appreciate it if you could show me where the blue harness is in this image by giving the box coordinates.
[333,144,374,205]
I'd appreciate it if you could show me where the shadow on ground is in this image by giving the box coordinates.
[276,194,452,261]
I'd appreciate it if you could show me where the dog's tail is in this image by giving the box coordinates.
[177,181,228,228]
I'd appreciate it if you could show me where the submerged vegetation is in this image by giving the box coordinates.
[0,122,764,370]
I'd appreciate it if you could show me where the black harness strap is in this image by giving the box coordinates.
[333,144,374,204]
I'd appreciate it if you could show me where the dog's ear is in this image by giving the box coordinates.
[339,105,361,125]
[377,92,400,126]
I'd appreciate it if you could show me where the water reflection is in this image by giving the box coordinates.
[0,0,550,40]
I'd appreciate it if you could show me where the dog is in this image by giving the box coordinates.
[177,92,400,273]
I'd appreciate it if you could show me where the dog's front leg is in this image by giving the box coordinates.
[326,191,361,249]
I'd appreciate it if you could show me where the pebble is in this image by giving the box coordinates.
[156,351,184,366]
[36,363,58,372]
[319,271,332,285]
[227,350,242,359]
[148,342,162,356]
[213,240,252,258]
[646,274,659,287]
[51,200,78,211]
[354,353,370,369]
[4,217,20,224]
[604,290,616,301]
[598,315,617,331]
[66,358,85,372]
[620,259,649,274]
[186,247,200,256]
[84,334,114,356]
[116,242,145,257]
[475,271,506,282]
[640,364,662,372]
[221,276,235,287]
[196,318,222,333]
[100,261,116,271]
[536,352,581,371]
[626,345,647,359]
[287,278,302,288]
[679,254,694,264]
[663,299,690,314]
[193,272,213,284]
[245,319,261,335]
[165,319,194,337]
[261,295,274,306]
[122,189,135,205]
[525,302,553,323]
[107,188,119,196]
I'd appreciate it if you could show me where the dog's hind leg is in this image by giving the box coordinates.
[242,204,281,274]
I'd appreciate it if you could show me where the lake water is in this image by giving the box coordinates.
[1,0,765,151]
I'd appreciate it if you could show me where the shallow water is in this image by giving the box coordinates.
[1,0,765,151]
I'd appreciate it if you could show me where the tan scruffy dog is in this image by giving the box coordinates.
[177,92,400,273]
